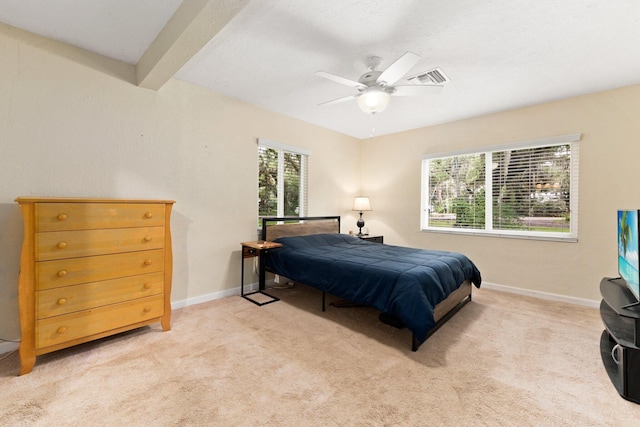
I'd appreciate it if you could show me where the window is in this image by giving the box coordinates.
[421,134,580,241]
[258,138,309,222]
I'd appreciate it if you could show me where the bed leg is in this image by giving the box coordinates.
[322,291,326,312]
[411,334,422,352]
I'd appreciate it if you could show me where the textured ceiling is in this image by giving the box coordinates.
[1,0,640,139]
[0,0,183,64]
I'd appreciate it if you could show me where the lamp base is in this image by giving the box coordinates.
[356,213,365,236]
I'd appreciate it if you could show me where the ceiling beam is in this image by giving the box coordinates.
[136,0,251,90]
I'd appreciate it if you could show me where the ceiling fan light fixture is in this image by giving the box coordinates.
[357,87,391,114]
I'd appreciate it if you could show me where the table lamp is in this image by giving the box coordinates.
[352,196,372,236]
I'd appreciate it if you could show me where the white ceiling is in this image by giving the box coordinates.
[1,0,639,139]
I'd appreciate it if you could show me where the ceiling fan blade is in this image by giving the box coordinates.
[391,85,444,96]
[377,51,421,86]
[315,71,366,89]
[318,94,360,106]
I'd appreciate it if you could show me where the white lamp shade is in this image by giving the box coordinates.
[352,196,372,211]
[357,87,391,114]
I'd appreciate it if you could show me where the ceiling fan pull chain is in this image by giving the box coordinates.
[369,113,376,139]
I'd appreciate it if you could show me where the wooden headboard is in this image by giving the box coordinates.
[261,216,340,242]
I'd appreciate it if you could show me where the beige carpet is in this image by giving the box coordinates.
[1,285,639,426]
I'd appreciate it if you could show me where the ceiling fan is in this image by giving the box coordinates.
[316,51,445,114]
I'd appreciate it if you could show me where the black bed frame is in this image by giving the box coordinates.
[259,216,472,351]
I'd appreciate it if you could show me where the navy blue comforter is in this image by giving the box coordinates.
[264,233,482,343]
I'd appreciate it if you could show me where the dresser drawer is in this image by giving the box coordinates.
[37,271,165,318]
[36,294,164,349]
[35,203,165,232]
[36,226,165,261]
[36,249,164,290]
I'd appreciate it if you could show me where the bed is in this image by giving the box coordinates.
[260,216,482,351]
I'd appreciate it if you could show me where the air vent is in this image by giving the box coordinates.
[406,67,449,85]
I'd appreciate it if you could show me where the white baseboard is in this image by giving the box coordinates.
[0,341,19,355]
[171,282,262,310]
[170,280,601,312]
[481,282,600,308]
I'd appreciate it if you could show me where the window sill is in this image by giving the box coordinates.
[421,228,578,243]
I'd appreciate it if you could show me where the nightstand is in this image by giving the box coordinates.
[240,241,282,306]
[358,235,383,243]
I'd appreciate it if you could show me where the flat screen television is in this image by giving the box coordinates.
[618,210,640,308]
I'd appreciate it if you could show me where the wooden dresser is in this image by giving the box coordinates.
[15,197,175,375]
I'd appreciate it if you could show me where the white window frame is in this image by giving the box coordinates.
[421,133,581,242]
[258,138,310,219]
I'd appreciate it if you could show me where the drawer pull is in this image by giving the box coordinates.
[57,242,68,249]
[57,270,67,278]
[143,283,152,289]
[57,326,67,334]
[143,306,152,313]
[57,298,67,305]
[144,212,153,219]
[57,213,68,221]
[144,259,153,266]
[144,236,153,242]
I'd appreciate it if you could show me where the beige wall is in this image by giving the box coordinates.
[361,84,640,302]
[0,25,361,341]
[3,20,638,345]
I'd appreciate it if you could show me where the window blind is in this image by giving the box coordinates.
[421,134,580,241]
[257,138,309,221]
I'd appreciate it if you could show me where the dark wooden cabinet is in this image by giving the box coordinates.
[359,235,383,243]
[600,277,640,404]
